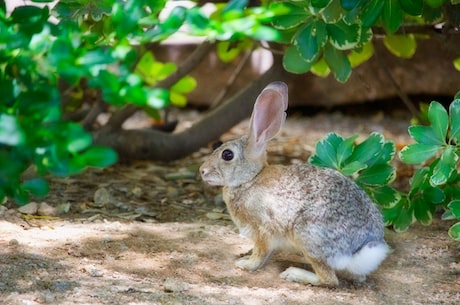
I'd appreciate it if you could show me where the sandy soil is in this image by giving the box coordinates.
[1,109,459,305]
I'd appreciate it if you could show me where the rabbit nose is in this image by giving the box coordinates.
[200,166,208,176]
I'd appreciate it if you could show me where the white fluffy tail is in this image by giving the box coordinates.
[327,241,389,276]
[346,241,389,275]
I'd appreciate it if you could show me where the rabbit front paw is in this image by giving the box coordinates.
[235,255,265,271]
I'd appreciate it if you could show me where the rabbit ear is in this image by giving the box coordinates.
[246,81,288,159]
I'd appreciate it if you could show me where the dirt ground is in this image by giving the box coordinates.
[1,106,460,305]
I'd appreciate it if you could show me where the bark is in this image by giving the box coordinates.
[93,63,285,161]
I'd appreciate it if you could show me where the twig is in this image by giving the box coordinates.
[374,46,421,120]
[210,48,254,109]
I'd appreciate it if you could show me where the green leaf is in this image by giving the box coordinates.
[146,88,170,109]
[408,167,429,198]
[66,130,92,153]
[81,146,117,168]
[383,34,417,58]
[422,186,445,204]
[399,143,441,164]
[393,205,414,232]
[357,164,396,185]
[327,21,361,50]
[270,2,310,30]
[21,178,50,198]
[449,222,460,241]
[170,92,187,107]
[361,0,384,27]
[340,0,363,10]
[77,49,114,67]
[413,198,433,225]
[382,0,403,34]
[294,21,327,63]
[347,132,384,165]
[0,114,25,146]
[454,57,460,71]
[321,0,343,23]
[217,41,243,62]
[341,161,367,175]
[172,76,197,94]
[310,133,344,169]
[399,0,423,16]
[430,145,458,186]
[449,99,460,140]
[336,134,359,166]
[448,200,460,219]
[369,185,401,208]
[428,101,449,144]
[323,43,351,83]
[424,0,445,8]
[348,42,374,68]
[222,0,248,16]
[283,45,313,74]
[408,125,445,145]
[310,57,330,77]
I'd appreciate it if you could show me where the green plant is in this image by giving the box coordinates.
[0,1,118,204]
[398,96,460,240]
[309,132,400,211]
[269,0,448,82]
[310,95,460,241]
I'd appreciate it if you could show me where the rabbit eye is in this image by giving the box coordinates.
[221,149,234,161]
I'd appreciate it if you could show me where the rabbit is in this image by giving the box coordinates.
[199,81,389,287]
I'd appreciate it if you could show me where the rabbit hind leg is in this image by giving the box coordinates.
[280,258,339,287]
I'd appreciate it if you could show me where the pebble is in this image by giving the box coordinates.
[38,202,57,216]
[43,290,54,303]
[163,278,189,293]
[93,187,112,207]
[18,202,39,215]
[8,239,19,247]
[131,186,143,198]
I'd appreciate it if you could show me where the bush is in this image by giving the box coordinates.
[310,95,460,241]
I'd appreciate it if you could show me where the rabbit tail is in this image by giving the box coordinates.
[329,241,389,276]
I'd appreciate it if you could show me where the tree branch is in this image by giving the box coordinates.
[93,62,286,161]
[103,40,215,132]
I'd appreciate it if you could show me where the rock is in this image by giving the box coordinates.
[38,202,57,216]
[18,202,38,215]
[8,239,19,247]
[93,187,112,207]
[163,278,189,293]
[56,202,71,215]
[131,186,143,198]
[42,290,54,303]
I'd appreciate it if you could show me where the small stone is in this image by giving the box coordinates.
[38,202,57,216]
[8,239,19,247]
[93,187,112,207]
[131,186,143,198]
[43,290,54,303]
[163,278,189,293]
[56,202,71,214]
[85,265,104,277]
[18,202,39,215]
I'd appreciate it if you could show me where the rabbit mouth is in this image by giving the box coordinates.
[201,177,222,186]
